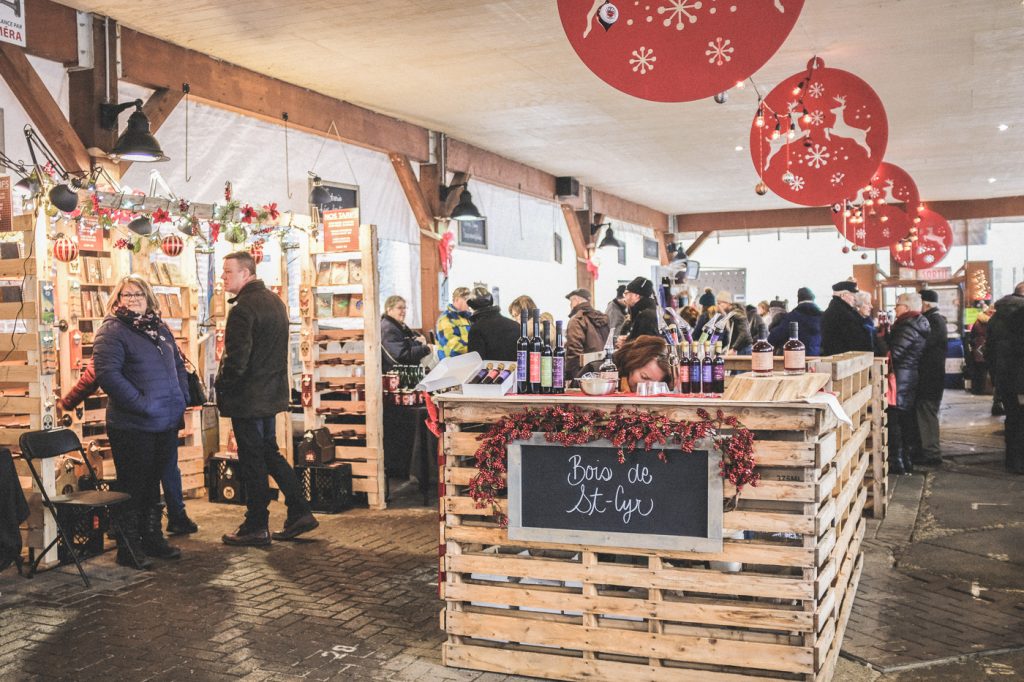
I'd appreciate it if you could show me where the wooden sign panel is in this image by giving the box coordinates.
[323,207,359,253]
[0,176,11,232]
[507,434,722,552]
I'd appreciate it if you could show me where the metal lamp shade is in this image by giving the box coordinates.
[48,184,79,213]
[450,190,482,222]
[597,227,622,250]
[14,176,40,197]
[110,109,169,162]
[127,216,154,235]
[309,183,332,207]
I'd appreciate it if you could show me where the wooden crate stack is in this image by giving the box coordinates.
[865,357,889,518]
[300,223,384,509]
[436,393,866,681]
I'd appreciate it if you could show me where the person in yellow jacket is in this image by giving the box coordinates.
[435,287,472,359]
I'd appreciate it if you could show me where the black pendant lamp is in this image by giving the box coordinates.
[309,175,332,207]
[48,183,80,213]
[102,99,169,162]
[450,189,482,222]
[127,216,154,235]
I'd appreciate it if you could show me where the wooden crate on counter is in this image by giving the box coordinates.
[436,394,867,682]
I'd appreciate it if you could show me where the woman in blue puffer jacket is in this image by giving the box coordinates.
[93,275,189,569]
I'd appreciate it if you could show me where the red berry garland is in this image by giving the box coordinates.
[468,405,758,525]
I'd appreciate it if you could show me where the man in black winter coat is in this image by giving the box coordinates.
[218,252,317,546]
[885,292,931,475]
[619,276,660,344]
[768,287,823,356]
[821,281,872,356]
[466,287,520,361]
[985,282,1024,474]
[915,289,948,465]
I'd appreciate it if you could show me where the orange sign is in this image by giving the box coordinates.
[0,177,11,232]
[323,207,359,253]
[77,221,103,251]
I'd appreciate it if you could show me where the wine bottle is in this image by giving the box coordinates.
[516,311,530,394]
[479,363,505,385]
[701,341,713,393]
[540,320,553,394]
[783,321,806,375]
[665,331,680,392]
[552,321,566,393]
[678,342,691,393]
[467,363,494,384]
[489,363,516,386]
[528,309,543,393]
[598,325,618,382]
[689,342,702,394]
[751,329,774,377]
[712,341,725,394]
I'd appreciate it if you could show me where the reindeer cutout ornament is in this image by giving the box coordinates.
[750,57,888,206]
[894,208,952,269]
[831,162,919,248]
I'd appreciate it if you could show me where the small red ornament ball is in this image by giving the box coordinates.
[841,246,850,254]
[53,236,78,263]
[249,242,264,265]
[161,234,184,257]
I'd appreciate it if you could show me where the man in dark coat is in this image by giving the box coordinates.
[604,284,628,335]
[915,289,948,465]
[885,292,931,475]
[821,280,872,356]
[620,276,660,343]
[768,287,823,356]
[716,291,752,354]
[565,288,610,378]
[984,282,1024,474]
[217,252,317,546]
[466,287,520,361]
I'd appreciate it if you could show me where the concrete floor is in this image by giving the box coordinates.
[0,391,1021,681]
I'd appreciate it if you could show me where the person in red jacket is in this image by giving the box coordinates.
[59,360,198,536]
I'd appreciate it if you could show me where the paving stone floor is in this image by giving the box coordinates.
[1,392,1021,681]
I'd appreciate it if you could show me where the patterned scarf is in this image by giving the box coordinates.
[114,306,167,349]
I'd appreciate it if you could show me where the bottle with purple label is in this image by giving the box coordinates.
[516,310,530,393]
[552,321,565,392]
[701,341,713,393]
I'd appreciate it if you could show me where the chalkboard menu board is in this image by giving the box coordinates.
[458,218,487,248]
[309,178,359,214]
[507,434,723,552]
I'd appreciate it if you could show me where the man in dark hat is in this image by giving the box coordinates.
[604,284,628,334]
[769,286,823,355]
[915,288,948,465]
[619,276,660,343]
[821,280,872,356]
[565,288,610,379]
[466,286,520,361]
[985,281,1024,474]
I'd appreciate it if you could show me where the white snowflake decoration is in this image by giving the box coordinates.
[923,254,935,264]
[787,174,805,191]
[629,46,657,75]
[804,144,830,169]
[658,0,702,30]
[705,37,733,66]
[808,82,825,98]
[830,172,845,186]
[809,110,825,125]
[882,227,891,238]
[868,186,881,199]
[855,228,866,240]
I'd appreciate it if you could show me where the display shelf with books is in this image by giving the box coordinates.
[301,224,384,509]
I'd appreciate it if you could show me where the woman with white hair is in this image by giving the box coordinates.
[883,291,931,475]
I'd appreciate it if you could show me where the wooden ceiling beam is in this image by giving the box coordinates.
[0,42,91,174]
[118,88,185,176]
[685,231,714,256]
[117,28,430,162]
[68,15,117,161]
[675,195,1024,233]
[25,0,78,64]
[389,153,434,232]
[561,204,594,295]
[592,189,669,232]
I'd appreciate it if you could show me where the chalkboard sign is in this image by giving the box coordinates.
[309,178,359,214]
[458,218,487,248]
[507,434,723,552]
[643,237,660,260]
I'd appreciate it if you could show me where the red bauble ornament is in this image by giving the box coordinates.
[749,57,888,206]
[249,242,264,265]
[832,162,918,248]
[53,235,79,263]
[161,234,184,257]
[893,208,952,269]
[558,0,804,103]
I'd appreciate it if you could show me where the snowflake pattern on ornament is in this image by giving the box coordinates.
[882,227,891,238]
[804,144,830,169]
[809,110,825,125]
[831,171,845,186]
[868,186,881,199]
[705,37,733,66]
[855,228,866,241]
[787,174,805,191]
[808,82,825,98]
[629,47,657,75]
[658,0,703,30]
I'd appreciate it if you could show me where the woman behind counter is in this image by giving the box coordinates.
[93,275,188,569]
[381,295,431,372]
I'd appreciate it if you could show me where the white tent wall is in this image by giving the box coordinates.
[116,84,424,327]
[0,56,70,171]
[445,181,575,319]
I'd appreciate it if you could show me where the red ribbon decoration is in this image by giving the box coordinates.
[438,231,455,276]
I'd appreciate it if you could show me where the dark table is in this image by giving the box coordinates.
[382,403,438,504]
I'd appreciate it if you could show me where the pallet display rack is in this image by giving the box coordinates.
[300,223,385,509]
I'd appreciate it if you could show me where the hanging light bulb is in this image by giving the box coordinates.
[787,119,797,140]
[791,80,805,96]
[755,105,765,127]
[771,121,781,139]
[801,108,811,124]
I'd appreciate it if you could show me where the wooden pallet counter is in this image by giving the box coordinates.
[435,393,867,682]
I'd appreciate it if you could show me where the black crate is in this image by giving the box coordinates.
[56,507,108,564]
[297,463,360,513]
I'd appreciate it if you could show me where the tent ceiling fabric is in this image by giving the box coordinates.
[61,0,1024,216]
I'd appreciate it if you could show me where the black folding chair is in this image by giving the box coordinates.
[18,428,133,588]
